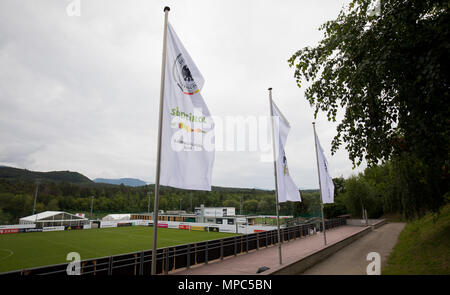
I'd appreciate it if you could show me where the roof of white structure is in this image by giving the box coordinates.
[20,211,86,222]
[102,214,131,220]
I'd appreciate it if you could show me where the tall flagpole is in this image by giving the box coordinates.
[268,88,283,265]
[151,6,170,275]
[312,122,327,245]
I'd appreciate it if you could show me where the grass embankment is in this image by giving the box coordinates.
[383,203,450,274]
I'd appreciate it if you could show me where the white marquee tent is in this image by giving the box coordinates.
[19,211,88,227]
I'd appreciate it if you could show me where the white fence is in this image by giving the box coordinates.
[0,224,36,229]
[154,221,278,234]
[42,226,65,232]
[0,219,278,234]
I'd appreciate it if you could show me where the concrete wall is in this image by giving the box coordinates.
[346,219,383,226]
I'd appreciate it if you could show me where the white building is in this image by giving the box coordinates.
[194,206,236,218]
[101,214,131,222]
[193,206,254,225]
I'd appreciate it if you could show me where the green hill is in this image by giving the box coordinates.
[383,203,450,274]
[0,166,93,185]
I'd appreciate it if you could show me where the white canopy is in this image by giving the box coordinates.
[20,211,86,223]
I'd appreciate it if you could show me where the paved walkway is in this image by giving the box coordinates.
[302,222,405,275]
[171,225,370,275]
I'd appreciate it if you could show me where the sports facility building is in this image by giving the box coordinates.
[102,214,131,222]
[130,206,258,225]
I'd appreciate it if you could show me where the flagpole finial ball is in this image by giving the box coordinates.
[164,6,170,12]
[268,87,272,91]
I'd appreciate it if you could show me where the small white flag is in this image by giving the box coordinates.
[272,101,301,203]
[159,23,215,191]
[315,133,334,203]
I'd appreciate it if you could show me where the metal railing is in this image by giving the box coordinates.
[1,217,346,276]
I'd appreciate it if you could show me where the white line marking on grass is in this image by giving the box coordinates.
[0,249,14,261]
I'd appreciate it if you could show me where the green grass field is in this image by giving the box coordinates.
[0,226,237,273]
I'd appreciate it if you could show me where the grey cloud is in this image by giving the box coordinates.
[0,0,362,189]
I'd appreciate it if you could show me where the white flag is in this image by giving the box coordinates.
[159,23,214,191]
[315,133,334,203]
[272,101,301,203]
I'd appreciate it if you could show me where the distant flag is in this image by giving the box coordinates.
[268,88,301,266]
[314,132,334,204]
[271,100,301,203]
[312,123,334,246]
[159,22,215,191]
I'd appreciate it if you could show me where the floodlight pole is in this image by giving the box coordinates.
[32,180,39,215]
[240,196,243,215]
[90,196,95,221]
[147,191,152,214]
[33,179,40,226]
[151,6,170,276]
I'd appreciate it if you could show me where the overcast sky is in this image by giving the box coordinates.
[0,0,366,189]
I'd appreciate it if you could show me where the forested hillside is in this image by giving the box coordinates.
[0,167,324,224]
[2,161,447,225]
[0,166,93,184]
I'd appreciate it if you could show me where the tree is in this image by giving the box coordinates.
[47,198,60,211]
[257,199,272,214]
[288,0,449,216]
[299,192,321,217]
[222,199,239,210]
[333,177,346,197]
[342,176,371,217]
[0,209,13,224]
[243,200,258,214]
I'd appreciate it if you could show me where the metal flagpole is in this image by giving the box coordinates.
[151,6,170,275]
[312,122,327,245]
[268,87,283,265]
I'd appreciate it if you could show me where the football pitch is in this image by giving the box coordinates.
[0,226,237,273]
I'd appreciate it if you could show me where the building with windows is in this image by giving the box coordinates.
[130,205,257,225]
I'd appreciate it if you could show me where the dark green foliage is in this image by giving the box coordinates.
[0,166,93,184]
[288,0,450,217]
[93,178,147,187]
[341,175,382,218]
[0,174,312,223]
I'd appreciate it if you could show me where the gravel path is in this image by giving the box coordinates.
[302,222,406,275]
